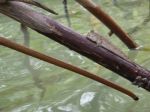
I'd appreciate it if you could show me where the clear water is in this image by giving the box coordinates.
[1,0,150,112]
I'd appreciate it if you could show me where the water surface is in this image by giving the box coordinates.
[0,0,150,112]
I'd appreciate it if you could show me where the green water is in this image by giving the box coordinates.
[1,0,150,112]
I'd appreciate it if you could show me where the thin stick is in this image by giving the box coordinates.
[63,0,71,27]
[75,0,138,49]
[10,0,58,15]
[0,37,138,101]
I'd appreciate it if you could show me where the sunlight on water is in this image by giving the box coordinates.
[1,0,150,112]
[80,92,96,106]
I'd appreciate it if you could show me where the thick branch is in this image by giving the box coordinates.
[75,0,138,49]
[0,2,150,91]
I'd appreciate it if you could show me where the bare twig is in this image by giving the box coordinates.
[0,37,138,100]
[3,0,58,15]
[63,0,71,27]
[75,0,138,49]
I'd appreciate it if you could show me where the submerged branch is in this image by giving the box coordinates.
[20,24,46,100]
[63,0,71,27]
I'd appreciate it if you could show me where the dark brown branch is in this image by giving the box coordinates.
[75,0,138,49]
[0,2,150,93]
[0,37,138,100]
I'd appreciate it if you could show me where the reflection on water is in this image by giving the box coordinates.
[1,0,150,112]
[80,92,96,106]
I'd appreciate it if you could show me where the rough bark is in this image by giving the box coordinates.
[0,1,150,91]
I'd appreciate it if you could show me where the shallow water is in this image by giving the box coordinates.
[1,0,150,112]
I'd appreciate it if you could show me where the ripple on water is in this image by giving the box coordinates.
[11,104,32,112]
[0,84,6,89]
[58,104,80,112]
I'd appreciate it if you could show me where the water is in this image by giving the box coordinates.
[1,0,150,112]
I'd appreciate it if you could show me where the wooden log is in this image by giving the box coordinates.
[0,1,150,91]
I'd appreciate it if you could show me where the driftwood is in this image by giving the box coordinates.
[75,0,138,49]
[0,2,150,92]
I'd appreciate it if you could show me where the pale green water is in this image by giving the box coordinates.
[1,0,150,112]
